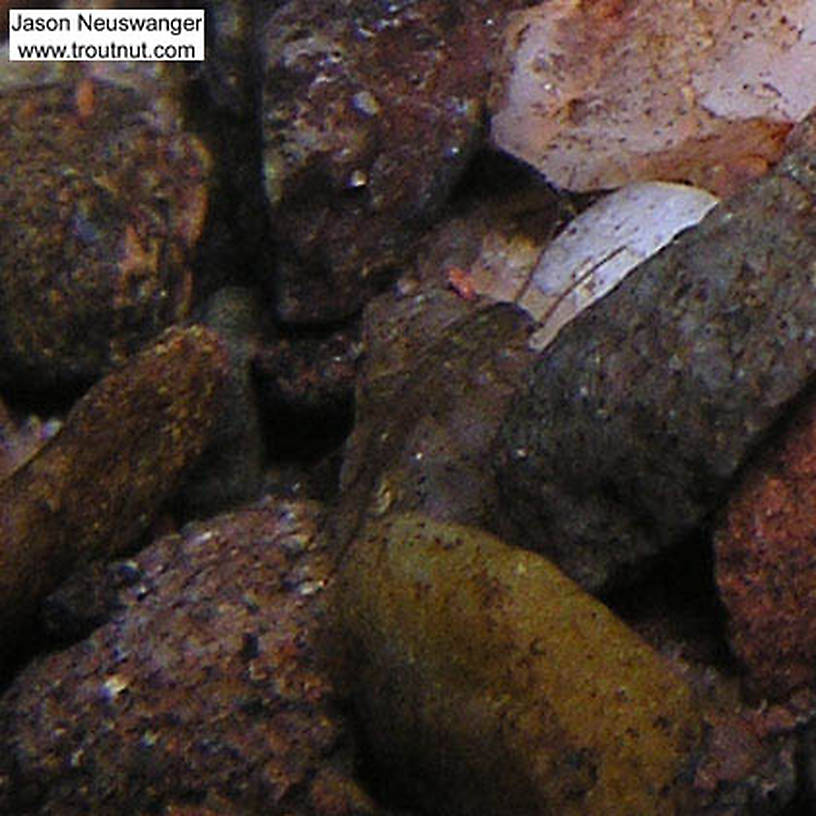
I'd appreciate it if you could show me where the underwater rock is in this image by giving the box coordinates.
[0,500,382,815]
[0,55,210,388]
[178,287,264,519]
[0,325,229,655]
[490,0,816,196]
[260,0,518,322]
[519,182,719,351]
[335,289,535,551]
[335,514,702,815]
[715,389,816,701]
[494,111,816,593]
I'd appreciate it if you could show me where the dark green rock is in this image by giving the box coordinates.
[494,121,816,593]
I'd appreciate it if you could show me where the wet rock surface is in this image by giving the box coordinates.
[0,500,381,816]
[495,117,816,594]
[715,387,816,701]
[260,0,527,322]
[335,288,535,551]
[0,59,210,388]
[0,325,229,659]
[490,0,816,196]
[336,514,702,815]
[3,4,816,813]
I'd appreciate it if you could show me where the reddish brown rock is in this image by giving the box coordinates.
[261,0,527,323]
[0,325,230,656]
[0,500,383,815]
[715,392,816,701]
[0,59,210,387]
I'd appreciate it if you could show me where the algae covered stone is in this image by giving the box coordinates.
[336,515,701,815]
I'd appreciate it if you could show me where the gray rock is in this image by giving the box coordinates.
[494,116,816,593]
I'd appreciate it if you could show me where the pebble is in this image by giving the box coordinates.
[494,112,816,593]
[715,389,816,700]
[0,325,229,654]
[0,500,382,815]
[0,54,210,387]
[490,0,816,195]
[336,514,702,815]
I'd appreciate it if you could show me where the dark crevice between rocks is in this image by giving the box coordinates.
[448,146,603,220]
[183,3,268,302]
[602,526,737,676]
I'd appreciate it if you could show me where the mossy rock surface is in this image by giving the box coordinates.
[336,514,702,815]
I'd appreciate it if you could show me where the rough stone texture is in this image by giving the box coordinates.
[490,0,815,196]
[0,500,383,816]
[0,58,210,387]
[335,514,702,815]
[260,0,530,323]
[715,389,816,701]
[254,326,359,418]
[494,114,816,593]
[0,325,230,658]
[335,289,535,552]
[611,559,809,815]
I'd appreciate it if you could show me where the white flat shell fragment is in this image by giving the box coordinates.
[519,182,719,351]
[490,0,816,195]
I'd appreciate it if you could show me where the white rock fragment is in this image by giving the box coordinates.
[520,182,719,350]
[490,0,816,195]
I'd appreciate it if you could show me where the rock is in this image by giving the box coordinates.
[335,289,535,551]
[0,500,383,816]
[0,55,210,387]
[260,0,519,322]
[254,326,359,418]
[494,112,816,593]
[715,390,816,701]
[490,0,816,196]
[335,514,702,815]
[519,182,719,351]
[178,288,264,519]
[0,400,62,482]
[0,325,229,656]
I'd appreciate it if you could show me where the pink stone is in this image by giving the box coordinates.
[490,0,816,196]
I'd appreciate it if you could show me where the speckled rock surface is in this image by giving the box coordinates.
[0,325,229,657]
[335,289,535,551]
[494,113,816,593]
[336,514,702,815]
[0,58,210,387]
[260,0,529,323]
[715,389,816,701]
[0,500,382,816]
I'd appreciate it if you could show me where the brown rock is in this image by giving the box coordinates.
[0,59,210,387]
[260,0,525,322]
[335,289,535,551]
[0,500,382,815]
[336,514,702,815]
[715,391,816,701]
[0,325,229,655]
